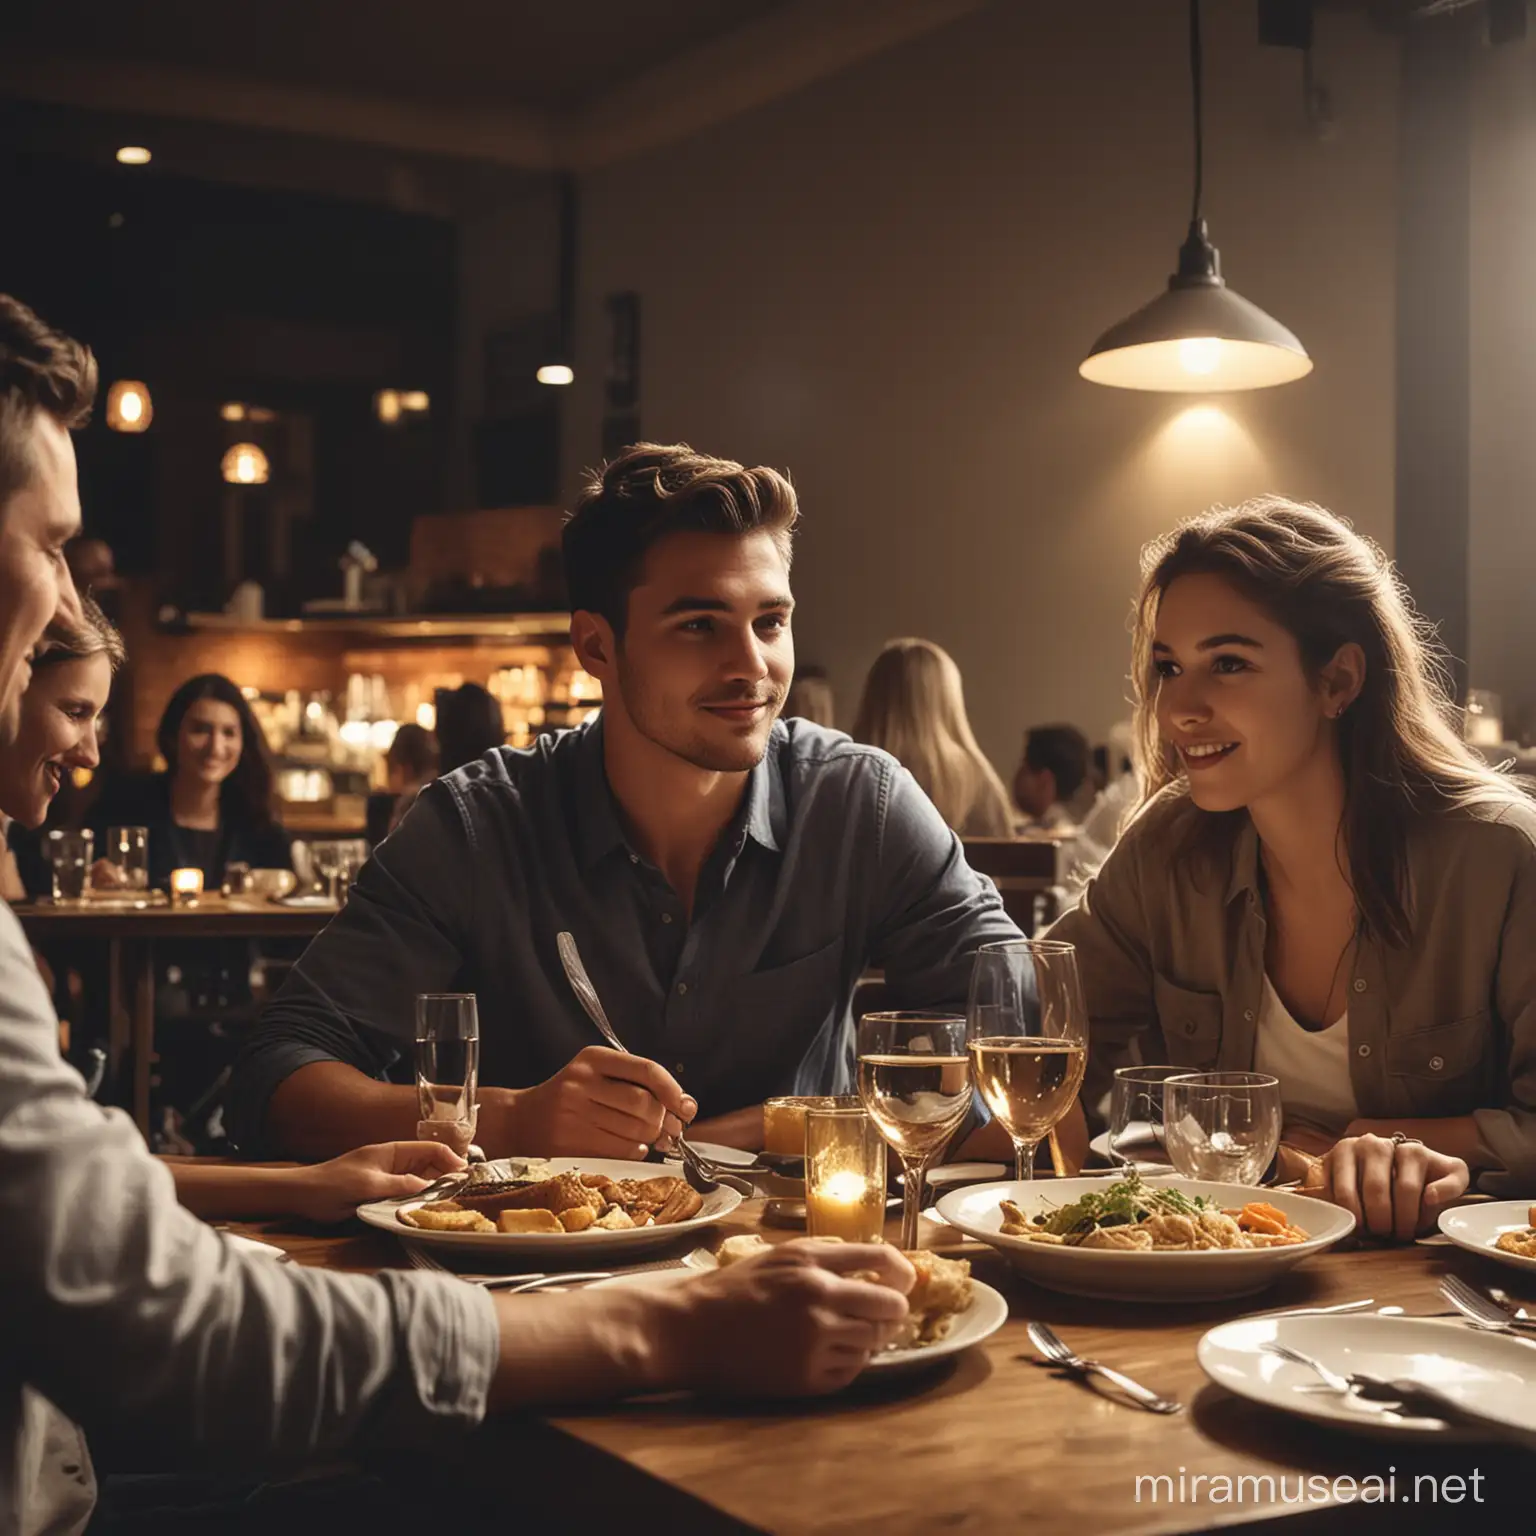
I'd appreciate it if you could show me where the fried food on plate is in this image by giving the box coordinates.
[400,1205,496,1233]
[1495,1226,1536,1258]
[396,1166,705,1234]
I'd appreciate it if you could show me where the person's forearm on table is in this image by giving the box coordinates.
[1344,1116,1486,1167]
[168,1160,311,1219]
[957,1098,1089,1170]
[685,1104,764,1150]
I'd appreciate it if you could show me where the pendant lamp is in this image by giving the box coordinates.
[1079,0,1312,392]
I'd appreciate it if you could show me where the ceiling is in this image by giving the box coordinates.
[0,0,995,172]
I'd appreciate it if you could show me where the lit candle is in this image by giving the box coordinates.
[807,1167,884,1243]
[170,868,204,904]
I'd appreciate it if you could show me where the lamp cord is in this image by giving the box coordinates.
[1188,0,1204,226]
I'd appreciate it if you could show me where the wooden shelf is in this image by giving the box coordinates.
[175,611,572,642]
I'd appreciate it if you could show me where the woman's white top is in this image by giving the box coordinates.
[1253,974,1361,1137]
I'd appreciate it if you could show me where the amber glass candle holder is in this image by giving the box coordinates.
[169,868,204,905]
[805,1106,887,1243]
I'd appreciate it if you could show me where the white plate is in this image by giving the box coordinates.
[1438,1201,1536,1275]
[670,1142,759,1168]
[357,1157,741,1259]
[221,1232,287,1260]
[589,1268,1009,1375]
[935,1177,1355,1302]
[1198,1314,1536,1443]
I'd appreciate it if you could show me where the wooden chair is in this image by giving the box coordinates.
[960,836,1067,934]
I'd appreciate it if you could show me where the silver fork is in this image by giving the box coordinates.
[555,930,755,1197]
[1025,1322,1183,1413]
[1441,1275,1536,1337]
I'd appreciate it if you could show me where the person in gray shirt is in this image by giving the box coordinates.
[232,443,1023,1163]
[0,296,915,1536]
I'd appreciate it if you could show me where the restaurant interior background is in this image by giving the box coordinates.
[0,0,1529,821]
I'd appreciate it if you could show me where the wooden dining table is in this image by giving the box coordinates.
[15,895,338,1132]
[223,1194,1534,1534]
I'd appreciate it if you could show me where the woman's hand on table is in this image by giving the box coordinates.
[292,1141,467,1223]
[89,857,128,889]
[652,1239,917,1396]
[1304,1132,1469,1241]
[483,1046,696,1159]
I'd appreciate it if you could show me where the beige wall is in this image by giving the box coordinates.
[565,0,1398,770]
[1471,40,1536,738]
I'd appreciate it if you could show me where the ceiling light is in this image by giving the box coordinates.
[400,390,430,413]
[220,402,247,422]
[536,364,574,387]
[105,380,153,433]
[374,389,402,425]
[221,443,269,485]
[537,173,578,387]
[1079,0,1311,393]
[115,146,151,166]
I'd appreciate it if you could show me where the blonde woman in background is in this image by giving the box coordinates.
[784,665,836,727]
[854,638,1014,837]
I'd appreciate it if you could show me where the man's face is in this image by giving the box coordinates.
[0,414,84,746]
[588,529,794,774]
[1013,761,1056,819]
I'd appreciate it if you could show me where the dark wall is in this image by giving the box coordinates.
[0,140,457,608]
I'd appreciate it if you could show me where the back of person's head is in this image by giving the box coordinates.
[33,594,125,675]
[853,638,1010,832]
[156,672,275,827]
[784,666,836,728]
[1132,495,1526,944]
[435,683,504,773]
[0,294,96,517]
[562,442,799,636]
[1023,725,1091,804]
[386,721,438,784]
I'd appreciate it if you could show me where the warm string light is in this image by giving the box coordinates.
[106,380,153,432]
[221,443,269,485]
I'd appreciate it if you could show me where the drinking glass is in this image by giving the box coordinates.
[966,939,1088,1183]
[804,1106,886,1243]
[309,840,344,900]
[415,993,480,1157]
[1107,1064,1187,1167]
[104,826,149,890]
[856,1011,972,1249]
[1163,1071,1282,1186]
[46,829,93,901]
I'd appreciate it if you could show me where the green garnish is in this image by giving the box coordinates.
[1032,1170,1218,1237]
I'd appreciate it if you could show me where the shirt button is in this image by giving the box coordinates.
[674,1062,686,1075]
[1243,1009,1255,1023]
[661,912,673,925]
[1353,978,1367,994]
[1357,1044,1372,1059]
[1183,1020,1198,1036]
[677,981,689,996]
[1429,1055,1445,1072]
[629,853,639,865]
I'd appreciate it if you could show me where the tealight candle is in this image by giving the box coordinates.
[170,867,204,904]
[805,1107,886,1243]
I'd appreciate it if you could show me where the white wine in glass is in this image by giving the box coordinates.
[856,1012,972,1249]
[966,939,1089,1182]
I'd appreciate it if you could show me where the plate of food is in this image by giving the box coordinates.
[1198,1314,1536,1443]
[357,1157,742,1258]
[1438,1202,1536,1274]
[598,1234,1007,1375]
[935,1171,1355,1302]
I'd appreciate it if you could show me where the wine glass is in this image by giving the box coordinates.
[309,840,344,901]
[415,993,480,1157]
[856,1011,972,1249]
[1162,1071,1282,1185]
[1107,1064,1186,1168]
[966,939,1089,1183]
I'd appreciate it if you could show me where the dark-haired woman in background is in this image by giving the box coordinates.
[91,672,290,890]
[433,681,506,775]
[90,674,292,1148]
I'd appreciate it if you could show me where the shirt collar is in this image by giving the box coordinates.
[1224,814,1262,907]
[573,713,786,868]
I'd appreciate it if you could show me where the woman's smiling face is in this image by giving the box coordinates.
[1152,572,1343,815]
[0,652,111,827]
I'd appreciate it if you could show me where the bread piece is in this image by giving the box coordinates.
[455,1175,567,1217]
[716,1234,771,1267]
[592,1206,636,1230]
[558,1206,597,1233]
[497,1209,563,1235]
[401,1206,496,1233]
[895,1250,973,1347]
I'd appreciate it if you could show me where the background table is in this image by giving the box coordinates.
[16,896,337,1133]
[226,1198,1533,1534]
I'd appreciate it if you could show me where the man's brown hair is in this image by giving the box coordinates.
[0,294,98,512]
[562,442,798,634]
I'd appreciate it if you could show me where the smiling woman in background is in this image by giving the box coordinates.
[854,637,1014,838]
[1053,498,1536,1240]
[91,671,290,889]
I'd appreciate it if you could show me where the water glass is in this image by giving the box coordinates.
[1163,1071,1282,1186]
[966,939,1088,1182]
[104,826,149,890]
[415,993,480,1156]
[804,1106,886,1243]
[856,1011,972,1249]
[46,829,93,901]
[1107,1064,1187,1167]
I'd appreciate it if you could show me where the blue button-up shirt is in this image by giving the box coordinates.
[229,717,1021,1153]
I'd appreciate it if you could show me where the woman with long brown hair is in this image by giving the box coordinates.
[853,638,1014,837]
[1054,497,1536,1237]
